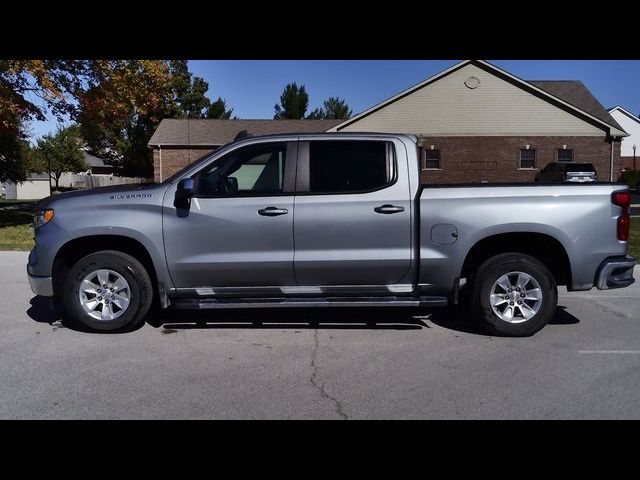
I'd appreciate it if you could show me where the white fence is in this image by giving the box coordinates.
[69,174,149,189]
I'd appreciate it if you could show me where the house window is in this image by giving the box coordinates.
[557,148,573,162]
[519,149,536,169]
[423,149,441,169]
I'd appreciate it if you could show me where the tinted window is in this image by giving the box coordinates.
[566,163,595,172]
[197,143,287,196]
[309,141,394,193]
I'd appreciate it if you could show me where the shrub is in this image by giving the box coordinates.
[620,170,640,191]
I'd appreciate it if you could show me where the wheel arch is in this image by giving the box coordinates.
[52,234,169,308]
[460,231,572,287]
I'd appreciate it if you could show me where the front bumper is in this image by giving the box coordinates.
[28,274,54,297]
[596,256,636,290]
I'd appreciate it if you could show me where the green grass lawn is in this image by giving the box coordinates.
[0,201,36,251]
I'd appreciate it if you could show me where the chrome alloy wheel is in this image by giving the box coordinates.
[79,269,131,321]
[489,271,543,323]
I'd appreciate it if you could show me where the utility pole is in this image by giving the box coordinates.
[633,145,637,171]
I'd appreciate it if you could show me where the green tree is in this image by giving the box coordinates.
[305,107,325,119]
[274,82,309,119]
[207,97,234,119]
[0,127,32,184]
[169,60,212,118]
[1,60,236,180]
[0,60,88,131]
[75,60,175,177]
[305,97,352,120]
[33,125,87,189]
[321,97,352,119]
[0,60,88,183]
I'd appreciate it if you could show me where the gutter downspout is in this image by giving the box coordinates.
[158,145,162,183]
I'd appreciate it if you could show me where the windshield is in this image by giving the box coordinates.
[161,140,236,184]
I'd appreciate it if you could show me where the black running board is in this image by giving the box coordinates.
[170,296,448,310]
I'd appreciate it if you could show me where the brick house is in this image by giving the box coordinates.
[148,60,628,183]
[148,119,342,182]
[330,60,628,183]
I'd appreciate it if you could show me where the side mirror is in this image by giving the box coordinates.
[174,177,195,209]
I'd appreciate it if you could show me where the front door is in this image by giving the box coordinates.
[163,141,297,289]
[293,139,413,289]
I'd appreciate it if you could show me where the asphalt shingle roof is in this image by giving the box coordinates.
[148,119,344,147]
[83,151,111,168]
[528,81,624,132]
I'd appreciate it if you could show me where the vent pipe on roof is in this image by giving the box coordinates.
[235,130,249,141]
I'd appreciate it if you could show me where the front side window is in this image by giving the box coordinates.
[196,142,287,196]
[519,149,536,169]
[557,149,573,162]
[308,141,394,193]
[423,149,441,169]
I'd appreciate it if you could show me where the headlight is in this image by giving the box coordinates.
[33,209,54,228]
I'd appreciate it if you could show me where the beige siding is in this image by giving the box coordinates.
[338,64,605,137]
[16,180,50,200]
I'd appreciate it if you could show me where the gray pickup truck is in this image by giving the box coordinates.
[27,133,635,336]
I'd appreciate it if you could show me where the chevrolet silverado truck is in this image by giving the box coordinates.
[27,133,636,336]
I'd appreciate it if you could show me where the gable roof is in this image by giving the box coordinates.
[332,60,627,136]
[148,119,344,147]
[529,81,624,131]
[83,151,111,168]
[608,105,640,125]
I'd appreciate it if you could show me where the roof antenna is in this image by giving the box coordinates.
[234,130,249,141]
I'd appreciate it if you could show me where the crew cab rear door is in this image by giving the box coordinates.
[292,138,413,289]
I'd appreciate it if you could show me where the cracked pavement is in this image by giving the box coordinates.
[2,250,640,419]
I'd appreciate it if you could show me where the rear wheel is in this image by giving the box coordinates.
[63,250,153,332]
[470,253,557,336]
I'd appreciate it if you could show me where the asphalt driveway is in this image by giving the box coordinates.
[1,250,639,419]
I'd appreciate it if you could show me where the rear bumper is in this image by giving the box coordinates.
[28,273,54,297]
[596,256,636,290]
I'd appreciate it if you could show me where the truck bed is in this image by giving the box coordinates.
[418,182,629,294]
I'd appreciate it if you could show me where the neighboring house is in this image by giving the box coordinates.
[608,106,640,171]
[329,60,627,183]
[1,172,50,200]
[146,60,627,184]
[84,151,114,175]
[57,150,114,188]
[148,119,343,182]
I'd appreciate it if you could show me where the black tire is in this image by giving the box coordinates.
[470,253,557,337]
[62,250,153,332]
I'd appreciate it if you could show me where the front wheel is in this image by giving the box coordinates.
[63,250,153,332]
[470,253,557,337]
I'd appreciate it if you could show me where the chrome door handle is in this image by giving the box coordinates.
[258,207,289,216]
[374,204,405,214]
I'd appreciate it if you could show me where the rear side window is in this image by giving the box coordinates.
[308,141,395,193]
[566,163,595,172]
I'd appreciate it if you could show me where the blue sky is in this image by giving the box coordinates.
[26,60,640,142]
